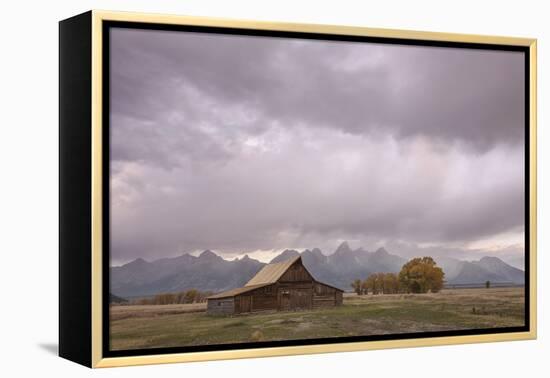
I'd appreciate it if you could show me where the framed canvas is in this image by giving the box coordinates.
[59,10,537,368]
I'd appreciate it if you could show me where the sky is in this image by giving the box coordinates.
[109,27,525,267]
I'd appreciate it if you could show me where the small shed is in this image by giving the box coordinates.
[207,256,343,315]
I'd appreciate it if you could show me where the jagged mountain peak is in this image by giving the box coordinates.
[283,248,298,252]
[237,254,263,264]
[198,249,219,260]
[334,241,352,255]
[479,256,504,264]
[126,257,148,267]
[173,253,195,261]
[311,248,323,255]
[304,248,326,259]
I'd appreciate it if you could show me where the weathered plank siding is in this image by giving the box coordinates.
[312,282,343,308]
[207,297,235,315]
[279,262,313,283]
[234,285,279,313]
[248,287,278,313]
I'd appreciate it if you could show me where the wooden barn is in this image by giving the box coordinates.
[206,256,343,315]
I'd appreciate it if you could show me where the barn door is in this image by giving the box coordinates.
[290,289,312,310]
[240,295,252,313]
[279,289,290,310]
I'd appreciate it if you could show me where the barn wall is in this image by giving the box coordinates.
[277,283,313,311]
[313,282,343,308]
[250,286,278,312]
[278,282,313,290]
[234,295,249,313]
[207,298,235,315]
[279,261,314,283]
[290,288,313,309]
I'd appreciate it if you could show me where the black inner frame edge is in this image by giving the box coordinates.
[101,20,531,359]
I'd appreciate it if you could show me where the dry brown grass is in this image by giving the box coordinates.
[110,302,206,321]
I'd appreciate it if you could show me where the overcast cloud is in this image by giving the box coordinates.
[109,28,525,266]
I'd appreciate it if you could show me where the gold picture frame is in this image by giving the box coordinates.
[59,10,537,368]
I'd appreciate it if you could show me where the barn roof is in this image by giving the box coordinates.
[245,255,301,286]
[207,283,270,299]
[206,255,343,300]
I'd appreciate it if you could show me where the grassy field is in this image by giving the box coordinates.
[110,287,525,351]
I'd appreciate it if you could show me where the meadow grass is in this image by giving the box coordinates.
[110,287,524,350]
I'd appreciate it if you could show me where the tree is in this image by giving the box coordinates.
[428,267,444,293]
[184,289,199,303]
[361,279,369,295]
[382,273,400,294]
[375,274,382,293]
[398,257,445,294]
[365,274,379,294]
[351,279,363,295]
[362,273,400,294]
[152,293,176,305]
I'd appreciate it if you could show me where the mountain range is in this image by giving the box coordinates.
[110,242,524,298]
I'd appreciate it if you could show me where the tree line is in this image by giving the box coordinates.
[134,288,214,305]
[351,256,445,295]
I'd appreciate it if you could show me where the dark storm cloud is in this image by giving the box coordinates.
[109,28,525,263]
[111,28,524,165]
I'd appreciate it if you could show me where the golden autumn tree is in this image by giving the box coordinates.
[382,273,400,294]
[361,279,369,295]
[363,272,400,294]
[398,257,445,293]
